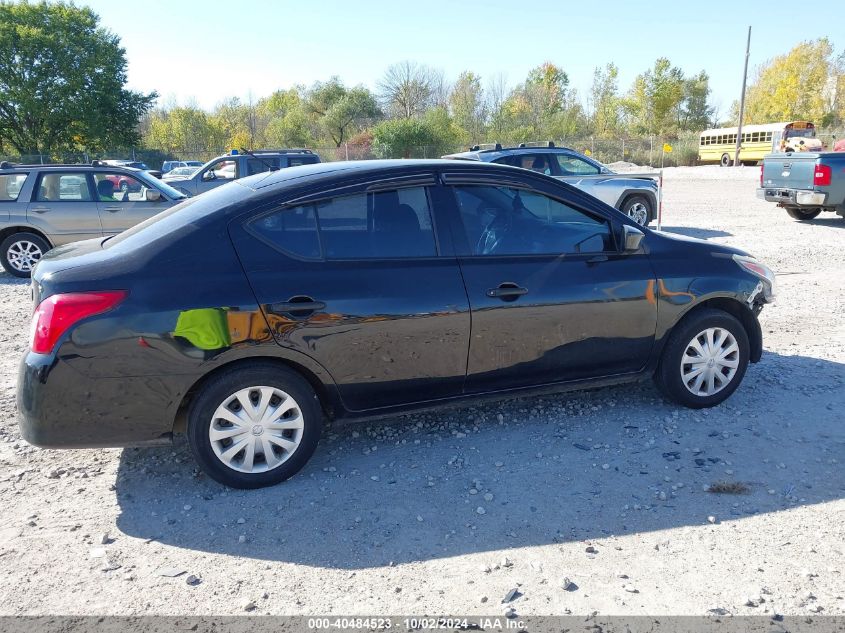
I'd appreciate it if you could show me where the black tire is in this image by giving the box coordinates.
[654,308,750,409]
[719,153,733,167]
[186,362,322,489]
[620,194,653,226]
[785,208,821,221]
[0,231,51,278]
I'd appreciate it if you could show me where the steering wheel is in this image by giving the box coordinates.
[476,204,511,255]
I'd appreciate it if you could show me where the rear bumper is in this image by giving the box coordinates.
[17,353,175,449]
[756,188,827,206]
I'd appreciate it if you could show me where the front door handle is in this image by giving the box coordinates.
[103,207,121,213]
[267,296,326,318]
[486,282,528,302]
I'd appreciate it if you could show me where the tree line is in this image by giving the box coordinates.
[2,2,845,163]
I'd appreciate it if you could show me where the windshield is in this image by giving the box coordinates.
[786,127,815,138]
[136,172,188,200]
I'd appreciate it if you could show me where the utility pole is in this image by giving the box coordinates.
[734,26,751,167]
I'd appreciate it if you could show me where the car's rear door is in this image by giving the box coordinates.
[93,171,170,234]
[441,169,657,392]
[26,170,102,245]
[229,173,471,411]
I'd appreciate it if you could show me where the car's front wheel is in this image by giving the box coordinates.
[187,362,322,489]
[620,195,653,226]
[785,208,821,221]
[654,308,750,408]
[0,232,50,278]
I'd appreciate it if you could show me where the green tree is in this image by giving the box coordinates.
[306,78,381,147]
[679,71,715,130]
[449,71,486,142]
[259,89,312,147]
[0,1,155,155]
[623,58,685,136]
[372,107,460,158]
[590,63,621,137]
[144,106,225,155]
[740,38,843,126]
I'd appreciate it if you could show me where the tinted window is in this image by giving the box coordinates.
[248,187,437,260]
[247,158,279,176]
[512,154,552,175]
[554,154,600,175]
[250,204,320,259]
[0,173,27,201]
[453,185,612,256]
[35,173,92,201]
[287,156,318,167]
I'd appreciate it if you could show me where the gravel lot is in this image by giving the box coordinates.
[0,166,842,617]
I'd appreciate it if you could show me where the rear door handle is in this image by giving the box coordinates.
[268,296,326,318]
[31,206,50,213]
[486,282,528,301]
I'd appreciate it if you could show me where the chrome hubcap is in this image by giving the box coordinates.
[209,386,304,474]
[680,327,740,397]
[6,240,43,272]
[626,202,648,225]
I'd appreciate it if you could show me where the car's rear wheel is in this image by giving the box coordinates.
[620,195,653,226]
[654,309,750,408]
[720,153,732,167]
[186,362,322,489]
[0,232,50,278]
[785,208,821,221]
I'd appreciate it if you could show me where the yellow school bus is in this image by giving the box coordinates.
[698,121,823,166]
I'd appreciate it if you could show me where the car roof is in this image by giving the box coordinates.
[0,163,144,173]
[443,146,581,162]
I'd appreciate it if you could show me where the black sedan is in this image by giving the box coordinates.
[18,160,775,489]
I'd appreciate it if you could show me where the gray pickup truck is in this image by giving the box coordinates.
[757,152,845,221]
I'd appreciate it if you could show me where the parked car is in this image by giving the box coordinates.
[102,159,163,180]
[18,159,775,489]
[0,161,187,276]
[165,149,320,197]
[443,143,659,226]
[162,166,200,181]
[757,151,845,221]
[162,160,203,174]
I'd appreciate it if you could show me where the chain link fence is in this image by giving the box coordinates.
[5,129,845,169]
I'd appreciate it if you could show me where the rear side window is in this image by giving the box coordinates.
[35,173,92,201]
[246,158,280,176]
[287,156,319,167]
[0,173,27,201]
[248,186,437,260]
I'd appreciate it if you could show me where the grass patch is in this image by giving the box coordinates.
[707,481,750,494]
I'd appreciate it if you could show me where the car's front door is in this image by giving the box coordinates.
[195,157,239,194]
[444,176,657,392]
[93,172,169,234]
[230,176,471,411]
[26,171,102,246]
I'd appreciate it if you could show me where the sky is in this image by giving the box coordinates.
[74,0,845,116]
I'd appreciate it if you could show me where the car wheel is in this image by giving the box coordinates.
[186,362,322,489]
[0,232,50,278]
[719,153,732,167]
[620,195,653,226]
[785,208,821,221]
[654,308,750,409]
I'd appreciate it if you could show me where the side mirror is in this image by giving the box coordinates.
[623,224,645,252]
[145,188,162,202]
[202,170,215,181]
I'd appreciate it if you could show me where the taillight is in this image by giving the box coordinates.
[759,164,764,187]
[30,291,127,354]
[813,164,832,186]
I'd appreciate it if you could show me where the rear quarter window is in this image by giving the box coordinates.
[0,173,27,201]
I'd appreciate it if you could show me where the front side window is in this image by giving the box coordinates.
[554,154,601,175]
[93,173,147,201]
[35,173,92,201]
[203,159,237,181]
[453,185,612,256]
[0,173,27,201]
[248,186,437,260]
